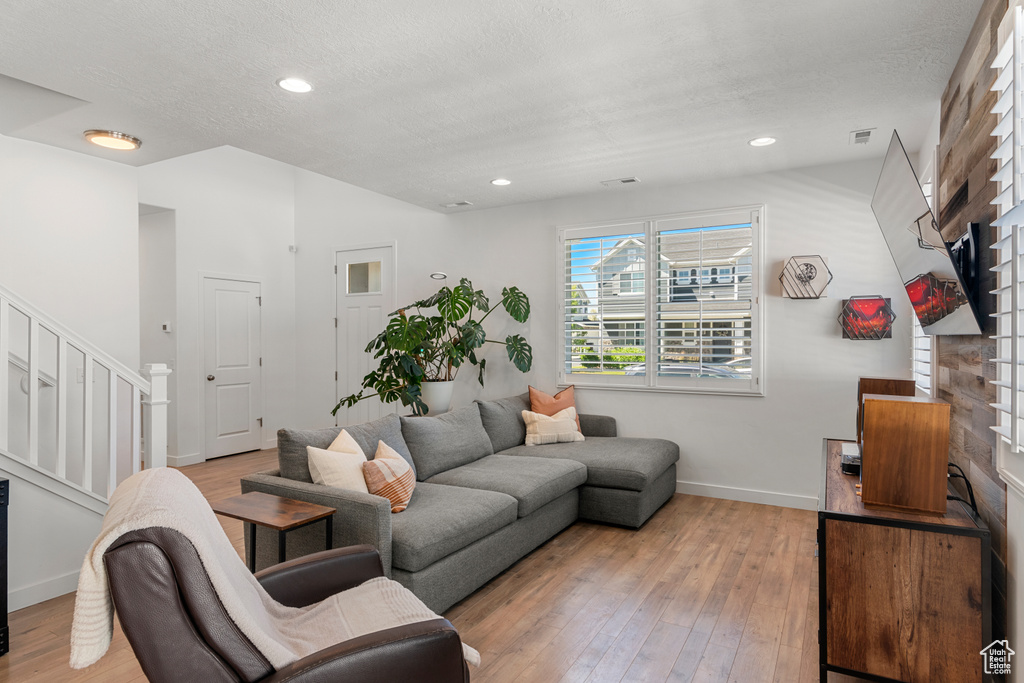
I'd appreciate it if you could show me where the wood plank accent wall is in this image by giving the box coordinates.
[936,0,1007,598]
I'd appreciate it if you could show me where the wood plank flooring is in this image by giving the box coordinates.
[0,449,863,682]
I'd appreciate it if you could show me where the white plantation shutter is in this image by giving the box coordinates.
[990,6,1024,450]
[653,210,759,393]
[911,315,932,393]
[561,223,648,387]
[558,207,763,395]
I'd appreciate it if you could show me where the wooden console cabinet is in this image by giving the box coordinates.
[818,439,991,682]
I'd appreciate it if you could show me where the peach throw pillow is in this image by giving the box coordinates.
[529,385,581,430]
[362,441,416,513]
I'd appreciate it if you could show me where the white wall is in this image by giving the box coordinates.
[292,169,454,429]
[2,475,103,611]
[0,134,140,368]
[444,159,911,508]
[139,147,297,464]
[291,158,911,508]
[139,209,179,457]
[0,133,139,608]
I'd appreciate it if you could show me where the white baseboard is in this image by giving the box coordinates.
[676,480,818,511]
[9,569,79,612]
[168,452,204,467]
[264,436,276,450]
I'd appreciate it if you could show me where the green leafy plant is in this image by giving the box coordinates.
[333,278,532,416]
[581,346,645,370]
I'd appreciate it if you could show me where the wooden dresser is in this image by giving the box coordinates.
[818,439,991,682]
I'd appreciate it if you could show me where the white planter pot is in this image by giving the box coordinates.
[419,380,455,415]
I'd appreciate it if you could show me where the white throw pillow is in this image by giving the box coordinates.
[522,407,585,446]
[307,429,369,493]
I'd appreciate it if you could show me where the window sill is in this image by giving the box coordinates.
[559,382,764,398]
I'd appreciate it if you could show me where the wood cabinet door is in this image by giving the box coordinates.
[825,518,983,682]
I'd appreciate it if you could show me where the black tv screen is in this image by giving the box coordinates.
[870,131,983,336]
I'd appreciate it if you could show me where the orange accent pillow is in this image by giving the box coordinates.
[529,385,581,430]
[362,441,416,513]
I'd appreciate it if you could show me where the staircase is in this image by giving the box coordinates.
[0,282,169,509]
[0,282,169,609]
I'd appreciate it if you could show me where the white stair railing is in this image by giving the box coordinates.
[0,282,168,504]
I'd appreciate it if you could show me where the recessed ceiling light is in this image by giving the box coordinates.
[84,130,141,151]
[277,77,313,93]
[748,137,776,147]
[490,178,511,186]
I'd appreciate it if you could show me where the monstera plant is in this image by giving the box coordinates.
[333,278,532,416]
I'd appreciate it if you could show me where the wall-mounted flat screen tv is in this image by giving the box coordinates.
[871,131,983,336]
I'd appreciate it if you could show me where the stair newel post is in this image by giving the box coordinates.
[141,363,171,470]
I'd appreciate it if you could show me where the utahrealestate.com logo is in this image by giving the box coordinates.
[981,640,1015,675]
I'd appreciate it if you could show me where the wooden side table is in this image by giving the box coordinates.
[211,492,336,572]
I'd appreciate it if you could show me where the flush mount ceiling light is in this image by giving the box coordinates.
[84,130,141,151]
[429,272,448,280]
[748,136,777,147]
[276,77,313,93]
[490,178,511,186]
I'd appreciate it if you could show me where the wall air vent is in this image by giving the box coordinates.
[440,201,473,208]
[600,177,641,186]
[850,129,875,145]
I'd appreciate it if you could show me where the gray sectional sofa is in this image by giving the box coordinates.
[240,393,679,613]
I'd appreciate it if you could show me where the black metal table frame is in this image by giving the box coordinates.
[244,514,333,572]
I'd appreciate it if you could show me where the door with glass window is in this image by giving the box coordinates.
[335,246,395,426]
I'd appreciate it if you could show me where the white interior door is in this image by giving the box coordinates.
[336,246,395,426]
[203,277,262,458]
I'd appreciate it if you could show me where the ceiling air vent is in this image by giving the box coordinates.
[850,129,875,145]
[440,201,473,208]
[600,177,641,186]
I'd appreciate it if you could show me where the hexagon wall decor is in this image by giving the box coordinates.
[839,296,895,340]
[904,272,967,326]
[780,255,832,298]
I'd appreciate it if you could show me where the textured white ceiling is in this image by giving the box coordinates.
[0,0,982,211]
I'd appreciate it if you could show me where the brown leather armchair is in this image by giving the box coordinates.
[103,528,470,682]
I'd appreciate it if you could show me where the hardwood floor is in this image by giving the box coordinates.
[0,450,860,682]
[447,494,829,683]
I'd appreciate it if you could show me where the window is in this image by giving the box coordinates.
[559,206,763,395]
[912,149,935,395]
[911,315,932,394]
[347,261,381,294]
[619,270,645,295]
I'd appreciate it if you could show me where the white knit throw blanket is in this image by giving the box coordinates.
[69,468,480,670]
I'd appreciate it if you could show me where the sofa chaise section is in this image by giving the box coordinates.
[476,393,679,528]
